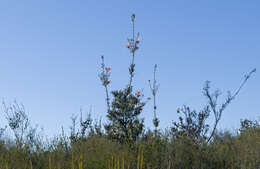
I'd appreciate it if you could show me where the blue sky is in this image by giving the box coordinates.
[0,1,259,137]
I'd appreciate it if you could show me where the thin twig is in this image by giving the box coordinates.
[149,64,160,131]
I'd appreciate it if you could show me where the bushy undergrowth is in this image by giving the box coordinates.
[1,123,260,169]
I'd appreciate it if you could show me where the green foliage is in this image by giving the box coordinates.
[105,87,144,143]
[171,105,210,143]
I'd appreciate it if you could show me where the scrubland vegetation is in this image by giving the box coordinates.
[0,14,258,169]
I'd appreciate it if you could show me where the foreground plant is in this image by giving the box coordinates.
[99,14,145,144]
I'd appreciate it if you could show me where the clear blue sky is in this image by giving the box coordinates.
[0,1,259,137]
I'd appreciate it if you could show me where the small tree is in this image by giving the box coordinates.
[2,100,41,150]
[172,68,256,143]
[3,100,30,148]
[99,14,145,143]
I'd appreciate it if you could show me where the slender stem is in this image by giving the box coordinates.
[133,16,135,41]
[129,52,135,89]
[101,56,110,112]
[232,68,256,100]
[105,84,110,112]
[129,14,136,90]
[149,64,159,131]
[153,64,157,119]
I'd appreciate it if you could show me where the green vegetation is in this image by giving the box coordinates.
[1,109,260,169]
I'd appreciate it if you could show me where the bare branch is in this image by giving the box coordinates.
[205,68,256,143]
